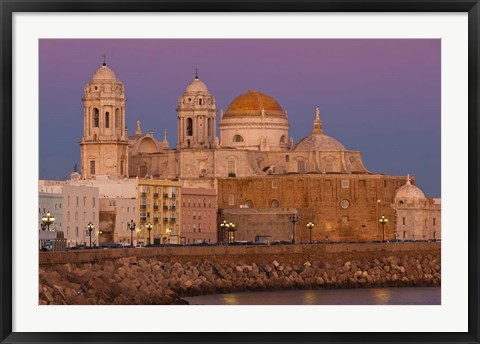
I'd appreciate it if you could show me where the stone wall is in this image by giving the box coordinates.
[39,243,440,305]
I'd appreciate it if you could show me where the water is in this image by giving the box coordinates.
[184,287,440,305]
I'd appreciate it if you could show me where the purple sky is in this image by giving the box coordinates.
[39,39,440,197]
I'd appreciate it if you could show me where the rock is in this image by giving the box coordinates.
[272,260,280,268]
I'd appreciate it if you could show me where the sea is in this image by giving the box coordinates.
[184,287,440,305]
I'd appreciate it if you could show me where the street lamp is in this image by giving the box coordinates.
[306,222,315,243]
[87,222,94,248]
[288,214,299,244]
[41,211,55,231]
[220,220,236,244]
[379,215,388,242]
[227,222,236,243]
[145,222,153,246]
[128,220,136,247]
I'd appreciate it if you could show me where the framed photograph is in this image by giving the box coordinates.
[1,1,479,343]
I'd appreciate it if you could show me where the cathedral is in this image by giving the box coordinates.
[79,62,440,242]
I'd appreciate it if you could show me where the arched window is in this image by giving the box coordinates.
[246,200,254,208]
[233,135,244,142]
[227,160,236,177]
[271,200,280,208]
[105,112,110,128]
[280,135,286,144]
[186,118,193,136]
[140,163,148,177]
[93,108,99,127]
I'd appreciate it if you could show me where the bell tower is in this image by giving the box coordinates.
[80,60,129,178]
[177,69,217,149]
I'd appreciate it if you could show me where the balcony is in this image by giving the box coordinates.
[153,193,159,199]
[140,204,147,210]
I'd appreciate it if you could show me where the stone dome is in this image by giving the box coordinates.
[92,64,117,81]
[185,78,209,93]
[295,133,346,151]
[224,90,287,119]
[395,176,426,200]
[294,107,346,151]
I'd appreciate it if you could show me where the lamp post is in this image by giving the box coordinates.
[288,214,299,244]
[227,223,236,243]
[220,220,236,244]
[379,215,388,242]
[41,211,55,231]
[145,222,153,246]
[220,220,228,244]
[306,222,315,244]
[128,220,136,247]
[87,222,94,248]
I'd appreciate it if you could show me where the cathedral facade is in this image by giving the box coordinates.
[79,63,440,242]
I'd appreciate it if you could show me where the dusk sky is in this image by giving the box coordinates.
[39,39,440,197]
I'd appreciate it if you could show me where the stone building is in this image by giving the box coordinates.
[392,176,441,241]
[76,63,440,243]
[180,188,218,244]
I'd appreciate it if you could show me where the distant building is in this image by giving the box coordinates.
[393,176,441,241]
[181,188,217,244]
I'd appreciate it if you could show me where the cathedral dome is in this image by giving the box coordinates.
[91,64,117,81]
[224,90,287,119]
[294,107,346,152]
[295,133,346,151]
[185,78,209,93]
[395,176,426,200]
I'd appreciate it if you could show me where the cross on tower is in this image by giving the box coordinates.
[102,53,107,66]
[195,66,199,79]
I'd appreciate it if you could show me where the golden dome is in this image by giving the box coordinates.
[224,90,286,118]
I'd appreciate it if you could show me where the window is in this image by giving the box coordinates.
[433,218,436,226]
[272,180,278,189]
[93,108,99,127]
[280,135,286,144]
[228,194,235,206]
[76,197,79,207]
[341,180,350,188]
[140,164,148,177]
[92,197,95,207]
[246,200,253,208]
[75,211,78,221]
[83,212,86,221]
[67,196,70,206]
[271,200,280,208]
[228,160,236,177]
[105,112,110,128]
[403,217,406,225]
[186,118,193,136]
[233,135,244,142]
[83,196,86,206]
[297,160,305,173]
[67,211,70,222]
[285,155,289,162]
[359,180,366,187]
[90,160,95,175]
[75,227,79,237]
[384,180,387,187]
[342,216,349,224]
[120,160,124,175]
[199,98,203,105]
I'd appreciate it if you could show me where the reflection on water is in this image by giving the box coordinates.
[374,288,392,304]
[185,287,440,305]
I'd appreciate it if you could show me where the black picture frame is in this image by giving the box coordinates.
[1,1,479,343]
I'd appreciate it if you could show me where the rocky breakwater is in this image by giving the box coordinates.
[39,252,440,305]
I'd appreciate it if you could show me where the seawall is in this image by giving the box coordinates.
[39,242,441,305]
